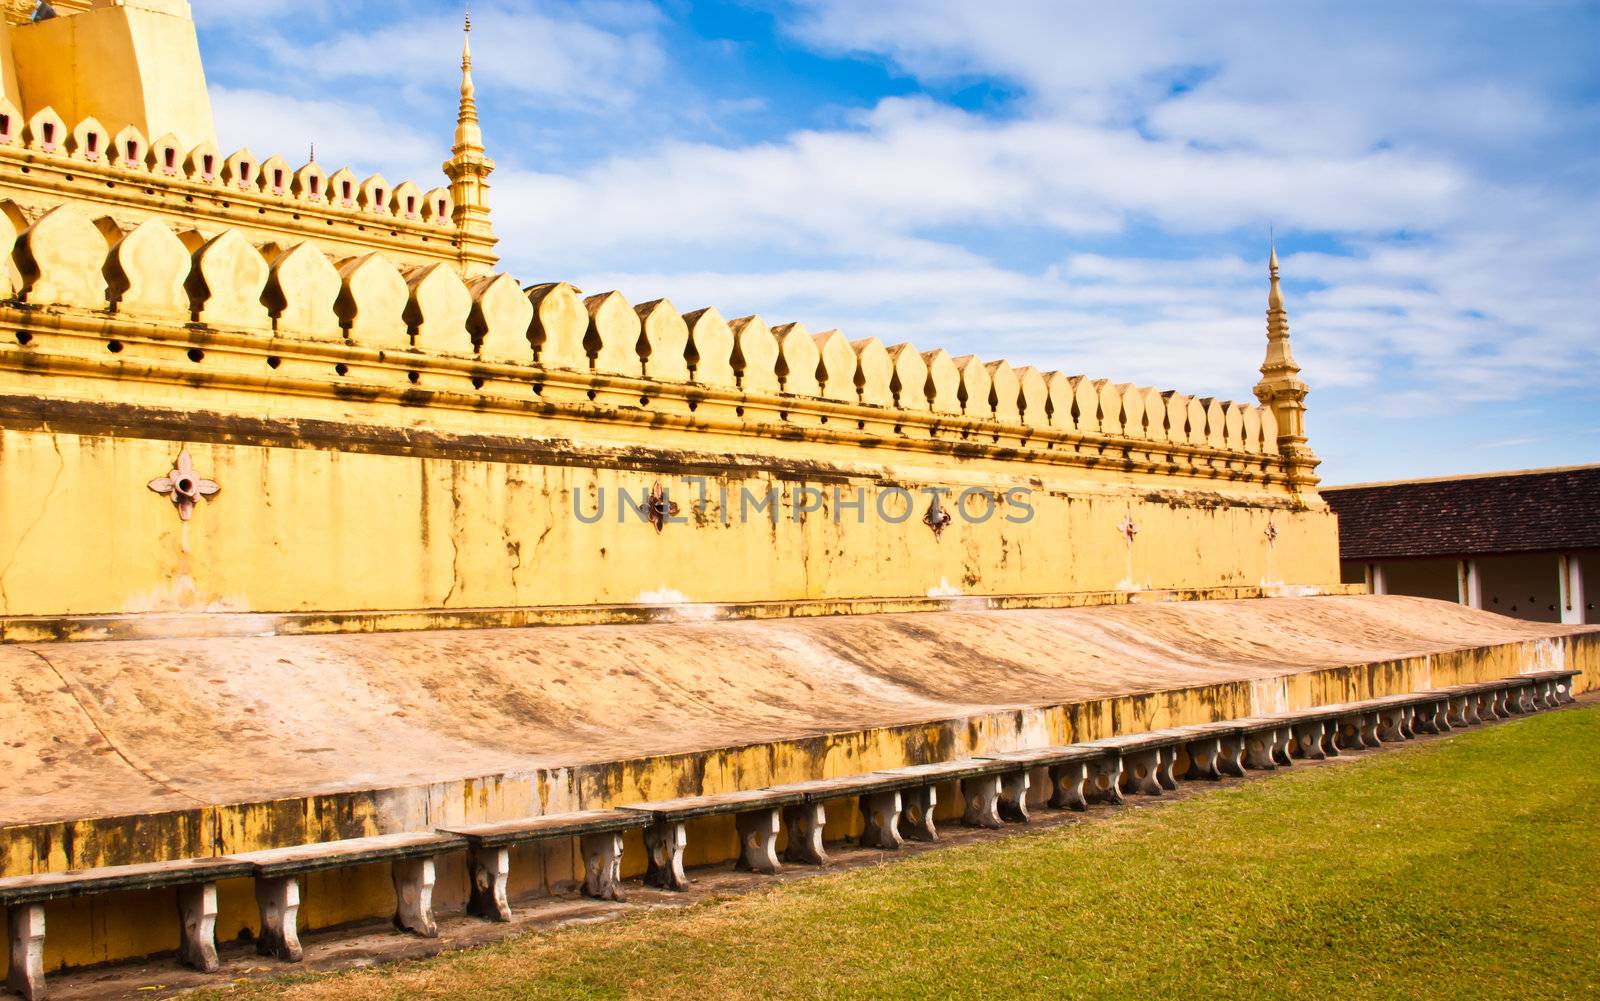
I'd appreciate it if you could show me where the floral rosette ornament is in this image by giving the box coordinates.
[147,448,220,521]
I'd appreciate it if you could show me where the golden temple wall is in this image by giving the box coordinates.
[0,203,1339,634]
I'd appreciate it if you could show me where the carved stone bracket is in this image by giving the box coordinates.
[1049,761,1090,810]
[391,858,438,937]
[781,804,828,865]
[254,876,302,962]
[734,808,782,874]
[897,785,938,842]
[579,831,625,902]
[643,820,689,890]
[467,845,511,921]
[859,790,903,849]
[960,775,1003,828]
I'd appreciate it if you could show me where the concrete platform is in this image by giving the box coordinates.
[2,594,1593,834]
[1,593,1596,975]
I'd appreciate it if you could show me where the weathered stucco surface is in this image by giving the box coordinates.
[3,594,1592,830]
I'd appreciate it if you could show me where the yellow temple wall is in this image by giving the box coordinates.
[0,425,1338,623]
[0,202,1340,631]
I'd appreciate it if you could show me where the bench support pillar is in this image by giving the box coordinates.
[1271,727,1295,766]
[735,809,782,875]
[1418,700,1449,733]
[898,786,938,842]
[644,821,689,891]
[467,846,511,922]
[177,882,221,972]
[1510,685,1534,714]
[1088,756,1125,804]
[1157,747,1179,790]
[1529,682,1551,710]
[860,791,904,849]
[1337,716,1363,748]
[782,804,828,865]
[580,832,626,902]
[1377,708,1408,743]
[1244,732,1278,770]
[1318,721,1341,756]
[1184,738,1223,780]
[1217,735,1247,775]
[1291,722,1326,760]
[1357,712,1382,748]
[392,858,438,937]
[1122,749,1164,795]
[1050,761,1090,809]
[1489,690,1511,719]
[961,775,1004,828]
[7,903,45,1001]
[998,771,1032,823]
[255,876,303,963]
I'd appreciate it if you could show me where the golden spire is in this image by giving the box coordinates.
[1262,242,1295,373]
[442,6,497,273]
[1253,242,1319,488]
[454,9,482,154]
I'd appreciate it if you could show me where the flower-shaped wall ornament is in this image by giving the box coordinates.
[1118,513,1139,546]
[923,493,953,540]
[644,480,680,533]
[148,449,220,521]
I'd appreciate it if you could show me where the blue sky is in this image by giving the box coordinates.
[194,1,1599,484]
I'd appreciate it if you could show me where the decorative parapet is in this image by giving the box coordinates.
[1,203,1296,486]
[0,101,490,277]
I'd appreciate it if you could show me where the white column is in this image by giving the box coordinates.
[1370,563,1389,596]
[1559,553,1587,625]
[1458,559,1483,610]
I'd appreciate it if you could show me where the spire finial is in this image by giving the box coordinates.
[1253,236,1319,488]
[443,1,497,272]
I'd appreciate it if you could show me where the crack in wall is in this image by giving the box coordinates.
[21,645,209,809]
[0,436,64,612]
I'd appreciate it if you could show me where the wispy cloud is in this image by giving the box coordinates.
[191,0,1600,481]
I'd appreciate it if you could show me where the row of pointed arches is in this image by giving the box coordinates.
[0,99,454,224]
[4,203,1282,457]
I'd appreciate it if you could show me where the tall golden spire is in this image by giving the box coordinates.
[454,10,483,154]
[1262,244,1297,374]
[1253,243,1320,488]
[443,7,497,272]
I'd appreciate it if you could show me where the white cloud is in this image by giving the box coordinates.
[261,2,666,109]
[193,0,1599,480]
[210,86,445,185]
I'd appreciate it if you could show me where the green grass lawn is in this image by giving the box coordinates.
[199,704,1600,1001]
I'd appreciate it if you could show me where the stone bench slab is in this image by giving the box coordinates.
[763,772,911,803]
[620,788,807,822]
[230,832,465,878]
[0,856,253,906]
[438,809,646,848]
[977,744,1107,768]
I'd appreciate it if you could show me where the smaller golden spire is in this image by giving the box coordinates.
[454,9,482,154]
[443,5,497,271]
[1253,241,1319,487]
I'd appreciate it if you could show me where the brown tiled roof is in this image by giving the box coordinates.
[1323,465,1600,560]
